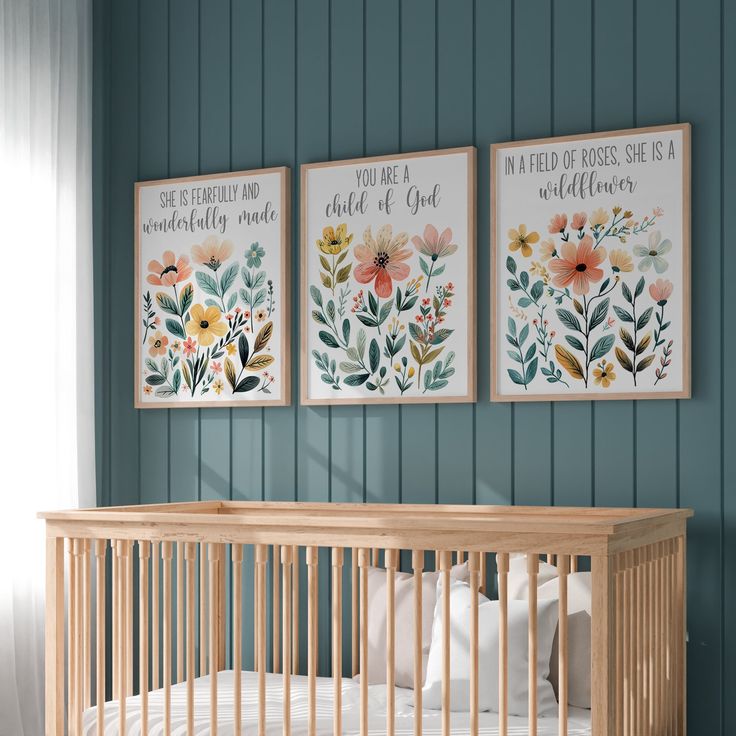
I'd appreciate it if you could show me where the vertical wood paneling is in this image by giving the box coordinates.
[679,0,724,731]
[436,0,474,505]
[138,1,169,507]
[550,0,594,508]
[591,0,635,508]
[167,0,200,505]
[511,0,553,507]
[94,2,732,731]
[474,0,513,507]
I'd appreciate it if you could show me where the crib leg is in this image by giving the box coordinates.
[45,536,64,736]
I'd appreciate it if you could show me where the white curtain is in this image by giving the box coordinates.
[0,0,94,733]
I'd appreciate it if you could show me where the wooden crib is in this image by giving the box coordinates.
[40,501,691,736]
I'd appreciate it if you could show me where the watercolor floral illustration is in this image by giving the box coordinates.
[501,204,678,393]
[309,221,464,397]
[140,235,279,400]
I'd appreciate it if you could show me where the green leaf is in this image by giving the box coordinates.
[238,333,249,367]
[556,308,582,332]
[312,309,327,325]
[520,271,529,289]
[507,350,523,363]
[356,329,367,359]
[619,328,635,351]
[336,264,352,284]
[344,373,370,386]
[319,255,331,271]
[635,276,645,298]
[310,285,323,307]
[524,357,538,384]
[506,256,517,274]
[524,343,537,362]
[165,319,185,339]
[589,298,610,331]
[573,299,584,315]
[226,291,237,312]
[432,264,446,277]
[590,334,615,361]
[378,301,393,324]
[519,323,529,345]
[326,300,336,321]
[508,279,521,291]
[565,335,585,351]
[530,280,544,302]
[355,313,378,328]
[408,322,423,342]
[613,305,634,322]
[196,271,220,297]
[507,317,517,337]
[517,297,532,308]
[320,272,332,289]
[615,346,634,373]
[637,307,654,331]
[419,257,430,276]
[220,262,239,294]
[342,319,351,346]
[339,361,364,373]
[145,374,166,386]
[319,331,340,348]
[234,376,260,393]
[252,289,266,308]
[430,328,453,345]
[368,291,378,317]
[369,339,380,373]
[179,283,194,314]
[508,369,525,385]
[635,354,656,373]
[156,292,179,315]
[621,282,633,304]
[172,370,181,393]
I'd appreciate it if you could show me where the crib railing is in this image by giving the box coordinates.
[41,501,691,736]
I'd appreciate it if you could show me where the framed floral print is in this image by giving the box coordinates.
[301,147,476,405]
[135,167,290,408]
[491,124,690,402]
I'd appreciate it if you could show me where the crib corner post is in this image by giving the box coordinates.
[591,553,616,736]
[45,534,65,736]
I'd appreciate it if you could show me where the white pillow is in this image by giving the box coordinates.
[508,559,592,709]
[422,579,559,716]
[364,562,468,688]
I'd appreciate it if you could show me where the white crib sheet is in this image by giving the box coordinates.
[83,670,591,735]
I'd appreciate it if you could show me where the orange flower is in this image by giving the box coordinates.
[548,213,567,234]
[548,235,607,296]
[191,235,234,271]
[571,212,587,230]
[148,331,168,357]
[147,251,192,286]
[354,225,411,298]
[649,278,673,304]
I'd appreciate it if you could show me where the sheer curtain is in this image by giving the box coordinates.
[0,0,94,732]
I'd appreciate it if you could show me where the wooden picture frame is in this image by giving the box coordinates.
[301,147,476,405]
[135,167,291,408]
[490,123,691,402]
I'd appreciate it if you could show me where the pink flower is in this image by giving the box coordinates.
[146,250,192,286]
[548,235,607,295]
[354,225,411,298]
[183,337,197,357]
[548,213,568,234]
[653,206,664,218]
[411,224,458,258]
[211,361,222,374]
[649,278,673,304]
[571,212,587,230]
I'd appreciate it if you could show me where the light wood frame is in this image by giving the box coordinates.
[300,147,477,405]
[134,166,291,408]
[490,123,691,402]
[42,501,691,736]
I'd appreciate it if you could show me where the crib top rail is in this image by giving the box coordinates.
[39,501,691,555]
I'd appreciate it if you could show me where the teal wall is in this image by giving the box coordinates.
[93,0,735,733]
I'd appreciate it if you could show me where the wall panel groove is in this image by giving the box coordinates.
[93,1,731,731]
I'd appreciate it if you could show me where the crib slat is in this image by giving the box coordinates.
[440,550,452,736]
[126,541,133,696]
[479,552,487,596]
[186,543,197,736]
[385,549,398,736]
[68,540,76,735]
[139,541,151,735]
[74,539,84,736]
[633,549,641,736]
[497,552,509,736]
[152,541,160,691]
[527,553,539,736]
[468,552,480,736]
[351,548,359,677]
[162,540,173,736]
[644,546,652,736]
[200,544,207,677]
[177,542,184,684]
[615,555,624,736]
[332,548,344,736]
[256,544,267,736]
[676,536,686,736]
[115,541,127,736]
[94,540,106,736]
[209,544,219,735]
[110,540,116,704]
[83,540,91,711]
[557,555,570,736]
[306,547,318,736]
[273,544,281,674]
[233,545,243,736]
[282,545,293,736]
[292,545,300,675]
[412,549,424,736]
[358,548,370,736]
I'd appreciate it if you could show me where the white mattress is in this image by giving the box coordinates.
[83,670,591,735]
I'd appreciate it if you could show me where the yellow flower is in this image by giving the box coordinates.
[609,249,633,273]
[530,261,551,283]
[589,207,610,228]
[507,224,539,258]
[213,379,224,395]
[394,363,401,372]
[226,343,237,355]
[539,238,556,261]
[185,304,228,346]
[408,367,415,378]
[317,223,353,255]
[612,205,622,216]
[593,361,616,388]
